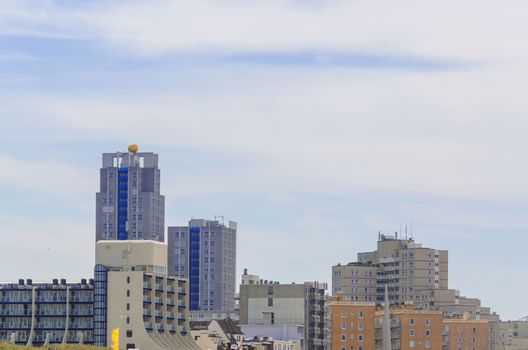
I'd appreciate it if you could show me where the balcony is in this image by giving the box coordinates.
[166,286,175,293]
[155,297,163,304]
[143,296,152,303]
[154,284,163,292]
[143,309,152,317]
[143,282,152,290]
[166,311,175,319]
[166,298,175,306]
[144,322,153,330]
[155,310,163,318]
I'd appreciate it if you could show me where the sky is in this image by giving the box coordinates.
[1,0,528,320]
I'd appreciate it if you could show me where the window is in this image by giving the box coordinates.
[126,303,130,311]
[409,340,415,348]
[425,341,430,348]
[341,310,347,318]
[341,322,347,330]
[126,330,133,338]
[472,328,477,333]
[358,322,363,330]
[358,311,364,318]
[268,287,274,295]
[341,334,346,341]
[426,318,431,325]
[127,276,130,284]
[410,329,415,337]
[410,318,415,325]
[126,290,130,297]
[268,298,273,307]
[472,337,476,343]
[126,317,130,324]
[457,337,462,344]
[358,335,363,342]
[426,329,430,336]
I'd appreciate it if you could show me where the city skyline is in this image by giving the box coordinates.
[2,0,528,323]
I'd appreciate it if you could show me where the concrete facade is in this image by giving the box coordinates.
[96,150,165,242]
[95,240,200,350]
[239,272,327,350]
[333,234,448,305]
[332,234,498,321]
[489,320,528,350]
[168,219,237,312]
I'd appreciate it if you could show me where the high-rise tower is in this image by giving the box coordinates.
[95,144,165,242]
[167,219,237,312]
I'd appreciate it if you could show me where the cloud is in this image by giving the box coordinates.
[0,153,95,198]
[2,0,528,62]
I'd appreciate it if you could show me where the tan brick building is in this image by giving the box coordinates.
[443,317,488,350]
[325,297,489,350]
[375,305,444,350]
[325,293,376,350]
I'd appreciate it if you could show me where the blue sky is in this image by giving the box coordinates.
[2,0,528,320]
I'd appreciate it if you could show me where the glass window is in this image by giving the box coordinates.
[341,334,346,341]
[341,322,346,330]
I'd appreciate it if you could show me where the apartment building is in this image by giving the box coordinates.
[333,234,497,321]
[0,279,94,346]
[375,305,444,350]
[324,293,490,350]
[489,320,528,350]
[94,240,200,350]
[333,233,448,305]
[324,293,376,350]
[239,271,327,350]
[168,219,237,313]
[443,317,488,350]
[96,145,165,242]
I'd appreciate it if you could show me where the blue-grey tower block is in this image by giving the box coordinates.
[95,148,165,242]
[167,219,237,312]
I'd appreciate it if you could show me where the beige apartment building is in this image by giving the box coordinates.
[333,233,448,305]
[489,320,528,350]
[239,270,327,350]
[332,234,497,321]
[95,240,200,350]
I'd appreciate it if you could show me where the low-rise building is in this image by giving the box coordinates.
[442,316,488,350]
[489,320,528,350]
[324,293,376,350]
[239,270,327,350]
[0,278,94,346]
[190,318,243,350]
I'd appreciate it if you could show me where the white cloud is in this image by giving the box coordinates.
[0,153,95,198]
[2,0,528,61]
